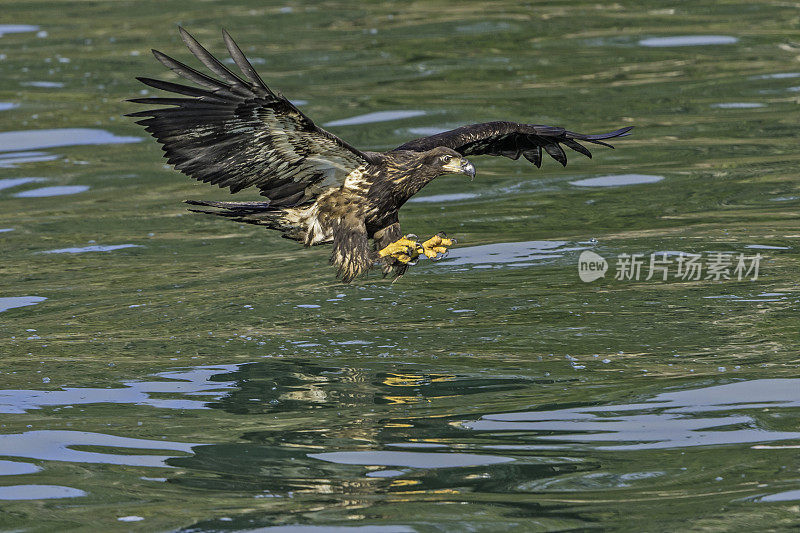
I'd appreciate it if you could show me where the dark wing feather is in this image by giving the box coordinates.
[127,28,378,206]
[395,121,632,167]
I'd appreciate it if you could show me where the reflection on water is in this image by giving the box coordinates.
[0,103,17,111]
[308,450,514,469]
[39,243,143,254]
[0,358,798,528]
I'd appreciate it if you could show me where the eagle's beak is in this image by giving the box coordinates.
[442,157,476,180]
[461,159,476,181]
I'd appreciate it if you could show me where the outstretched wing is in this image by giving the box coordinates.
[395,121,632,168]
[127,28,378,207]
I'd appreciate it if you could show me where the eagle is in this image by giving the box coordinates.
[128,28,632,282]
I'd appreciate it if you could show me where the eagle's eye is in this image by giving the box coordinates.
[441,155,453,163]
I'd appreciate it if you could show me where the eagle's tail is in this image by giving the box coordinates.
[185,200,285,229]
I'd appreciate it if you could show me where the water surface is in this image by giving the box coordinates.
[0,1,799,531]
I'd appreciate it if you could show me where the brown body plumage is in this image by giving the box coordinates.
[128,29,632,282]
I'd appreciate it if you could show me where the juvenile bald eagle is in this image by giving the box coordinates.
[128,29,632,282]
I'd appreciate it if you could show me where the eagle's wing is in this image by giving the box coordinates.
[394,121,632,168]
[127,28,378,207]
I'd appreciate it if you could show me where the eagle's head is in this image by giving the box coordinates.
[425,147,476,180]
[381,147,477,206]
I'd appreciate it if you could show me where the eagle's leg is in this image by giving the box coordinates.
[377,235,423,264]
[374,223,409,279]
[419,232,456,260]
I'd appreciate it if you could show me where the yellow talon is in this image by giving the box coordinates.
[378,233,455,264]
[421,233,456,259]
[378,235,423,263]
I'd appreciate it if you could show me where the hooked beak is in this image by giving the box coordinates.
[442,157,476,180]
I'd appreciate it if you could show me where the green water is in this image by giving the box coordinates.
[1,1,799,531]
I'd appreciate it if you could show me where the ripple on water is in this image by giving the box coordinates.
[467,379,800,450]
[39,244,143,254]
[0,25,39,37]
[0,128,140,152]
[0,296,47,313]
[444,240,586,268]
[117,516,145,522]
[365,469,407,478]
[745,244,790,250]
[408,192,478,203]
[0,103,17,111]
[0,228,13,233]
[14,185,89,197]
[0,152,60,168]
[405,126,451,136]
[244,527,415,533]
[19,81,65,88]
[456,21,513,34]
[570,174,664,187]
[0,365,238,414]
[711,102,765,109]
[0,430,197,467]
[749,72,800,80]
[639,35,738,47]
[755,489,800,503]
[323,110,426,127]
[0,485,86,500]
[0,460,42,476]
[0,177,47,191]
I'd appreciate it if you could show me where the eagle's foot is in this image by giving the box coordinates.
[378,234,424,264]
[420,232,456,260]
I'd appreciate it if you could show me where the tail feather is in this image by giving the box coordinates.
[184,199,283,228]
[184,199,273,210]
